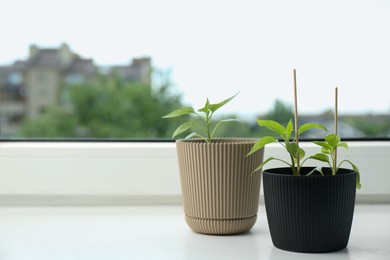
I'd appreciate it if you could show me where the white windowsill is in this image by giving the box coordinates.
[0,141,389,206]
[0,204,389,259]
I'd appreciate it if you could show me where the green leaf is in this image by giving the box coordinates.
[307,166,324,176]
[211,118,239,137]
[351,162,362,190]
[208,91,239,112]
[197,99,211,113]
[184,132,198,140]
[257,120,285,137]
[313,141,333,152]
[164,92,239,141]
[252,157,292,173]
[285,119,294,140]
[338,142,349,149]
[298,123,328,135]
[309,153,330,163]
[172,122,194,138]
[217,118,239,124]
[286,142,305,160]
[286,142,297,157]
[162,107,195,118]
[325,133,340,148]
[340,159,361,189]
[252,157,276,173]
[298,147,305,160]
[247,136,276,156]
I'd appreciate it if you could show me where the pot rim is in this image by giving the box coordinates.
[263,167,356,177]
[176,137,259,145]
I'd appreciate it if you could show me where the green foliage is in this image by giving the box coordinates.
[248,119,328,175]
[255,100,295,138]
[249,119,361,189]
[163,92,240,143]
[209,114,257,138]
[19,71,187,138]
[344,115,390,137]
[265,100,294,125]
[19,107,77,137]
[310,134,361,189]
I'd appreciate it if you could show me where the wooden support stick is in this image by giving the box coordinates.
[293,69,300,173]
[334,87,338,175]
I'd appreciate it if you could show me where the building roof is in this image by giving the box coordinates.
[10,61,27,71]
[67,58,96,76]
[109,58,151,83]
[27,49,63,68]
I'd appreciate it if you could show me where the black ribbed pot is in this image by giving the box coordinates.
[263,167,356,253]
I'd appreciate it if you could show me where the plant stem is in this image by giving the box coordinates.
[290,154,297,175]
[206,112,212,142]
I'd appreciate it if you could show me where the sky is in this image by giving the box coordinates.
[2,0,390,116]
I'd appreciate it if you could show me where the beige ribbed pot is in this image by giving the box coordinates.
[176,138,264,235]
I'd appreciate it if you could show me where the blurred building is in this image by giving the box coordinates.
[0,44,151,136]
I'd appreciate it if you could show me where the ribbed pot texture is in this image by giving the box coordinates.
[176,138,264,235]
[263,167,357,253]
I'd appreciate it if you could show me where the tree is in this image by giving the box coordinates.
[212,114,257,138]
[19,71,188,139]
[19,107,77,138]
[254,100,295,138]
[263,99,294,125]
[208,100,296,139]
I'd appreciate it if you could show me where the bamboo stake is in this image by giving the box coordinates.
[334,87,338,175]
[293,69,300,174]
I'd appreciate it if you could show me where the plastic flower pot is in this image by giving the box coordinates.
[263,167,356,253]
[176,138,264,235]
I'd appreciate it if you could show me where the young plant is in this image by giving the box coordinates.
[248,119,328,175]
[309,133,361,189]
[162,92,239,143]
[247,119,327,175]
[248,120,361,189]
